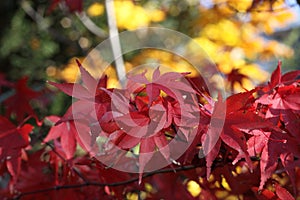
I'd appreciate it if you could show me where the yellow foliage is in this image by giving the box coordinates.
[227,0,252,12]
[201,19,240,46]
[215,190,229,199]
[59,64,79,83]
[56,57,83,83]
[225,195,241,200]
[54,0,295,94]
[114,1,165,30]
[221,175,231,191]
[193,0,295,92]
[130,49,199,77]
[187,180,201,197]
[215,181,221,188]
[126,192,138,200]
[87,3,104,17]
[86,1,165,30]
[250,3,294,34]
[144,183,154,193]
[271,173,289,186]
[208,174,214,182]
[235,166,242,174]
[238,64,269,83]
[149,9,165,22]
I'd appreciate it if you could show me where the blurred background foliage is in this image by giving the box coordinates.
[0,0,300,116]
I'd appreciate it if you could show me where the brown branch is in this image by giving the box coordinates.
[17,128,266,200]
[13,164,202,199]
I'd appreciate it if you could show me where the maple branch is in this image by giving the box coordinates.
[42,140,66,161]
[13,164,202,199]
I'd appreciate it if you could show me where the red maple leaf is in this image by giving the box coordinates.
[49,60,109,103]
[99,86,172,183]
[227,68,249,92]
[0,116,33,189]
[202,91,279,178]
[44,109,91,160]
[4,77,40,123]
[47,60,111,157]
[246,129,300,192]
[275,183,295,200]
[253,62,300,192]
[256,62,300,138]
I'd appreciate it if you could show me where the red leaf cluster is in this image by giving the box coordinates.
[0,61,299,199]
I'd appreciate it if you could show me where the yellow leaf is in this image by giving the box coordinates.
[187,180,201,197]
[87,3,104,17]
[126,192,138,200]
[221,175,231,191]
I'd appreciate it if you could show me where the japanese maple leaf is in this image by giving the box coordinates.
[250,63,300,192]
[247,129,300,192]
[258,84,300,114]
[44,110,90,160]
[9,150,55,196]
[100,68,200,183]
[203,91,278,178]
[49,60,109,103]
[126,68,199,133]
[103,68,198,142]
[138,133,171,183]
[49,60,111,130]
[48,60,112,158]
[257,81,300,139]
[127,67,196,106]
[260,60,300,92]
[4,77,40,123]
[259,62,300,133]
[274,183,295,200]
[101,89,171,182]
[227,68,249,92]
[0,116,33,188]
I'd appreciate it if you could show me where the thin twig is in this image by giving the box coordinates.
[76,12,108,38]
[21,0,75,45]
[13,164,201,199]
[20,0,48,30]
